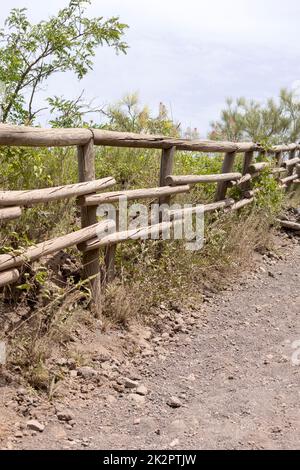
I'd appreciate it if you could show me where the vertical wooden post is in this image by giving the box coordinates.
[275,151,283,167]
[77,139,102,316]
[156,146,176,257]
[287,149,296,177]
[215,151,236,201]
[159,146,176,205]
[241,151,254,192]
[104,209,119,283]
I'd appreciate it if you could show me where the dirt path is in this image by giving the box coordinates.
[4,237,300,450]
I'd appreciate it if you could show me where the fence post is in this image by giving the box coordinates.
[287,149,296,177]
[104,209,119,283]
[215,151,236,201]
[275,151,283,167]
[241,151,254,192]
[159,146,176,205]
[77,139,102,316]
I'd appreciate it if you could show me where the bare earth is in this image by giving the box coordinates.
[1,235,300,450]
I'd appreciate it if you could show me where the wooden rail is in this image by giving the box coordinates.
[1,124,299,153]
[165,173,242,186]
[0,124,299,312]
[0,179,116,206]
[0,206,22,221]
[81,185,190,206]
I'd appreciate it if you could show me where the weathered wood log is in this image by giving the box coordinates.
[272,143,298,152]
[248,162,269,174]
[0,220,114,273]
[244,188,261,199]
[275,151,283,166]
[92,129,261,152]
[78,221,176,252]
[280,174,299,184]
[286,150,296,179]
[0,124,299,154]
[240,151,254,191]
[271,167,286,175]
[215,152,236,201]
[0,269,20,288]
[0,206,22,221]
[104,208,119,283]
[242,151,254,174]
[229,198,254,211]
[158,147,176,206]
[0,178,116,207]
[169,199,235,218]
[277,219,300,231]
[82,185,190,206]
[0,124,92,147]
[282,156,300,168]
[228,173,252,188]
[77,140,102,315]
[166,172,242,186]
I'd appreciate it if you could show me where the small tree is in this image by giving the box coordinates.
[210,90,300,144]
[102,92,180,136]
[0,0,128,124]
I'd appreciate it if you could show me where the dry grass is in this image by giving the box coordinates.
[1,280,90,394]
[0,198,285,393]
[101,205,276,326]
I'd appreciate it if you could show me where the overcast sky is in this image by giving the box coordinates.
[1,0,300,135]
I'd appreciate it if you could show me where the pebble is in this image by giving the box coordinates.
[136,385,148,396]
[57,410,75,422]
[124,377,138,389]
[26,419,45,433]
[167,396,182,408]
[169,438,180,447]
[77,366,98,379]
[128,393,145,405]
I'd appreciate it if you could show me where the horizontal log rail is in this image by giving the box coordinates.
[0,269,20,288]
[229,198,254,211]
[272,143,299,152]
[0,124,299,153]
[78,221,177,252]
[0,178,116,206]
[0,206,22,221]
[277,219,300,231]
[244,188,261,199]
[165,173,242,186]
[0,220,114,272]
[282,157,300,168]
[272,167,286,174]
[81,185,190,206]
[169,199,235,218]
[280,174,299,184]
[228,173,253,188]
[248,162,269,174]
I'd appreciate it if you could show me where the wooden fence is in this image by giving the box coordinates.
[0,124,299,314]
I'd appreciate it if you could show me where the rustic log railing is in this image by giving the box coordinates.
[0,124,299,314]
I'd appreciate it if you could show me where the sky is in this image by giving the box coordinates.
[1,0,300,136]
